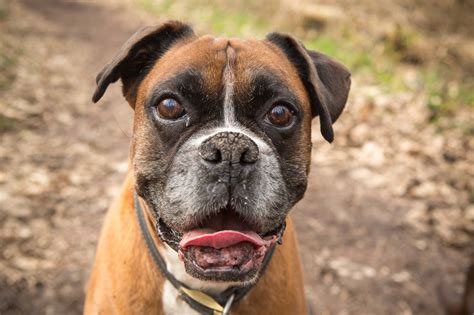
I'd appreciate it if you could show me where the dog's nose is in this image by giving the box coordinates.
[199,132,259,164]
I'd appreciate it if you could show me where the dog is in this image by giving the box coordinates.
[84,21,350,315]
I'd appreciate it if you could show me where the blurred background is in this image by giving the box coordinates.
[0,0,472,314]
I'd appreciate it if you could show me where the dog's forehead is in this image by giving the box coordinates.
[228,38,308,104]
[137,35,309,109]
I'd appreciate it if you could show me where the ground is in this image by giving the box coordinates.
[0,0,472,314]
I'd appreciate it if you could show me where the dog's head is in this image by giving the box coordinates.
[93,21,350,284]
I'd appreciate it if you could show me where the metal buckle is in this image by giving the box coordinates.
[222,293,235,315]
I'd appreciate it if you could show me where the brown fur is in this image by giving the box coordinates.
[84,170,307,314]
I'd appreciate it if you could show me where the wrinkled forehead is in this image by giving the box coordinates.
[137,35,309,110]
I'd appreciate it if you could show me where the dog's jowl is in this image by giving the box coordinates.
[85,21,350,315]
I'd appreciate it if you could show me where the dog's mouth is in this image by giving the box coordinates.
[156,206,282,281]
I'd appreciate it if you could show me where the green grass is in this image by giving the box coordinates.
[0,2,22,134]
[424,70,474,122]
[138,0,268,37]
[0,3,16,92]
[0,8,7,21]
[0,1,8,21]
[0,47,17,90]
[306,36,375,74]
[0,113,18,133]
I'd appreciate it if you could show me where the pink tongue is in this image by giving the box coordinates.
[180,229,267,249]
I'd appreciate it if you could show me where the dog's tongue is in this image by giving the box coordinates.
[180,229,266,249]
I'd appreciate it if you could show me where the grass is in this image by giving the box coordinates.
[0,2,16,92]
[0,7,7,21]
[0,0,8,21]
[0,45,17,90]
[138,0,268,37]
[0,113,18,133]
[424,71,474,125]
[0,2,22,133]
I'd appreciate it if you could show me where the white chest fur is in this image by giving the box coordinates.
[162,281,199,315]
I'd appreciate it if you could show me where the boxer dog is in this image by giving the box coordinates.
[85,21,350,315]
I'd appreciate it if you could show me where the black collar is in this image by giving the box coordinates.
[134,193,286,315]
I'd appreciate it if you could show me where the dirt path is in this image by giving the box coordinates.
[0,1,471,314]
[1,1,139,313]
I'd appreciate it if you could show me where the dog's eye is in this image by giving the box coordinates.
[266,104,294,127]
[156,98,185,120]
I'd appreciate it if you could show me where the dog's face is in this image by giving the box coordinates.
[93,22,350,283]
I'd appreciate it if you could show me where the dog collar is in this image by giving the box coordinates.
[134,193,286,315]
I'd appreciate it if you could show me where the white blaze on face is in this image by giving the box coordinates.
[195,43,268,150]
[223,44,237,127]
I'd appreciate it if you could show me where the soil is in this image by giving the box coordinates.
[0,1,472,314]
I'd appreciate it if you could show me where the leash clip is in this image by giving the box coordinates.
[222,293,235,315]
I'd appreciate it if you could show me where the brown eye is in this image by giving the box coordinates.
[156,98,185,120]
[266,104,294,127]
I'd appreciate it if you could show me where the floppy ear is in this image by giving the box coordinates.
[266,33,351,143]
[92,21,195,106]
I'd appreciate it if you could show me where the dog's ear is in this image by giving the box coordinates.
[92,21,195,106]
[266,33,351,143]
